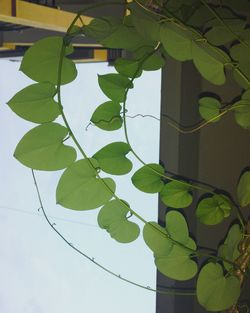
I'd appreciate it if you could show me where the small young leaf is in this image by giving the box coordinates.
[198,97,221,122]
[232,100,250,129]
[56,158,116,211]
[90,101,122,131]
[197,263,241,311]
[14,123,76,171]
[218,224,242,271]
[20,37,77,85]
[114,58,142,78]
[160,181,193,208]
[98,74,132,103]
[192,41,229,85]
[196,194,232,225]
[7,82,60,123]
[165,210,189,244]
[237,171,250,207]
[155,238,197,281]
[160,23,193,61]
[93,142,132,175]
[131,163,164,193]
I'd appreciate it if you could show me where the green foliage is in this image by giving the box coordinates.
[20,36,77,85]
[98,74,132,103]
[237,171,250,207]
[90,101,122,131]
[218,224,242,270]
[160,181,193,208]
[14,123,76,171]
[198,97,221,122]
[93,142,132,175]
[142,53,166,71]
[56,158,116,210]
[197,263,241,311]
[7,83,60,123]
[131,163,164,193]
[114,58,142,78]
[98,199,140,243]
[232,89,250,129]
[196,194,232,225]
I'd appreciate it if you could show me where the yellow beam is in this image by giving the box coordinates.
[94,49,108,61]
[0,0,93,32]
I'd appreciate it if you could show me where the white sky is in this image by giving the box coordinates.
[0,60,161,313]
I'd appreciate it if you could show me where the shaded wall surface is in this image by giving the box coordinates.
[157,59,250,313]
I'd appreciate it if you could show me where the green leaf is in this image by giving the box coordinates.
[196,194,232,225]
[131,163,164,193]
[230,43,249,63]
[93,142,132,175]
[232,100,250,129]
[143,222,173,255]
[160,181,193,209]
[205,19,246,46]
[192,41,229,85]
[218,224,242,271]
[56,158,115,211]
[90,101,122,131]
[198,97,221,122]
[160,23,193,61]
[197,263,241,311]
[165,210,189,244]
[98,74,132,103]
[97,199,140,243]
[7,82,60,123]
[232,62,250,90]
[114,58,142,78]
[14,123,76,171]
[20,36,77,85]
[142,53,165,71]
[237,171,250,207]
[155,238,197,280]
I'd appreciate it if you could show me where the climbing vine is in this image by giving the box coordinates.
[6,0,250,312]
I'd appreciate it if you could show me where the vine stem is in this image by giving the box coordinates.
[31,170,196,297]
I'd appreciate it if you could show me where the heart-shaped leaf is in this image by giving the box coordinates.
[114,58,142,78]
[232,100,250,129]
[20,36,77,85]
[237,171,250,207]
[93,142,132,175]
[192,41,229,85]
[90,101,122,131]
[160,181,193,208]
[198,97,221,122]
[7,82,60,123]
[196,194,232,225]
[218,224,242,270]
[56,158,116,211]
[98,74,132,103]
[197,263,241,311]
[14,123,76,171]
[131,163,164,193]
[108,220,140,243]
[165,210,189,244]
[230,43,249,63]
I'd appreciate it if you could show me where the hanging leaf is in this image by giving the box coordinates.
[196,194,232,225]
[143,222,173,255]
[114,58,142,78]
[160,23,194,61]
[205,19,246,46]
[98,199,140,243]
[218,224,242,271]
[155,238,197,280]
[142,53,166,71]
[232,100,250,129]
[14,123,76,171]
[233,63,250,90]
[131,163,165,193]
[98,74,132,103]
[237,171,250,207]
[93,142,132,175]
[230,43,249,63]
[90,101,122,131]
[20,37,77,85]
[160,181,193,209]
[198,97,221,122]
[165,210,189,244]
[7,82,60,123]
[197,263,241,311]
[192,41,229,85]
[56,158,116,211]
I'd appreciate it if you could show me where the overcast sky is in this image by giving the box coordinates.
[0,60,161,313]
